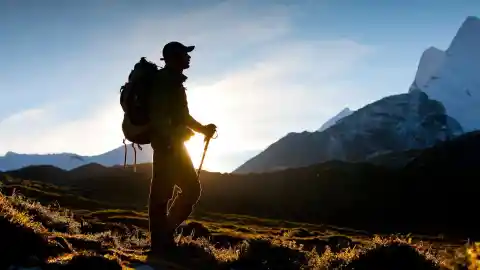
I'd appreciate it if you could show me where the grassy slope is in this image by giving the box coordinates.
[0,182,477,269]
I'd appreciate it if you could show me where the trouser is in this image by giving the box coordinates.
[148,142,201,250]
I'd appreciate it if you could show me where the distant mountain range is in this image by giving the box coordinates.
[233,16,480,174]
[0,145,153,171]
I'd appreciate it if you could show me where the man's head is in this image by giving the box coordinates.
[161,41,194,71]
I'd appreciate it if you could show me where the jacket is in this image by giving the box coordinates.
[148,67,193,148]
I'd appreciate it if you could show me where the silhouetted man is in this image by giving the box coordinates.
[147,41,216,257]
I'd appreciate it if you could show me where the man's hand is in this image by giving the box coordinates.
[186,115,216,139]
[202,123,217,139]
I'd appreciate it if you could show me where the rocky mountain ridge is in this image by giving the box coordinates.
[233,16,479,173]
[234,90,463,173]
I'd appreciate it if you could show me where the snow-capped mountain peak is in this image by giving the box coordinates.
[447,16,480,63]
[317,107,353,132]
[410,16,480,132]
[409,46,446,91]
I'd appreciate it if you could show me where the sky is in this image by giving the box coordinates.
[0,0,479,172]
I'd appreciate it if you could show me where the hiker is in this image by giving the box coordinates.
[148,41,217,256]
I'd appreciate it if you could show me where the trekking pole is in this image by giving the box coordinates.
[196,130,217,180]
[196,137,211,180]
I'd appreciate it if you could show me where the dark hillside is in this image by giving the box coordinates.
[2,132,480,239]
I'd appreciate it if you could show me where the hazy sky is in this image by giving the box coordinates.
[0,0,478,172]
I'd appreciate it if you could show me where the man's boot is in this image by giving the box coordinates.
[148,231,178,257]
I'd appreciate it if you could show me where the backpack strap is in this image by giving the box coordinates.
[123,139,128,169]
[122,138,143,173]
[131,143,136,172]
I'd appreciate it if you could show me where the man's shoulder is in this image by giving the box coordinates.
[154,68,172,87]
[156,68,167,79]
[157,68,187,84]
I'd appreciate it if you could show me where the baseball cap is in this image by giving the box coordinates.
[161,41,195,60]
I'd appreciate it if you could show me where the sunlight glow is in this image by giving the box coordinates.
[184,133,210,171]
[183,83,227,172]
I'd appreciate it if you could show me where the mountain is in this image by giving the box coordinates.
[0,144,153,171]
[234,90,463,173]
[317,107,353,132]
[234,16,479,174]
[409,16,480,132]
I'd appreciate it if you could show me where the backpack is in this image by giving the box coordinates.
[120,57,158,171]
[120,57,158,145]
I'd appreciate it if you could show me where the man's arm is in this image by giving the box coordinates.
[186,114,204,133]
[180,88,204,133]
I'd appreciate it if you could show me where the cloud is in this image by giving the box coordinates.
[0,108,46,125]
[0,97,124,155]
[0,1,375,172]
[0,1,293,155]
[0,108,53,153]
[129,1,291,50]
[186,39,374,156]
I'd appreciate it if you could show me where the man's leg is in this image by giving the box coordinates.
[148,148,177,252]
[167,144,201,232]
